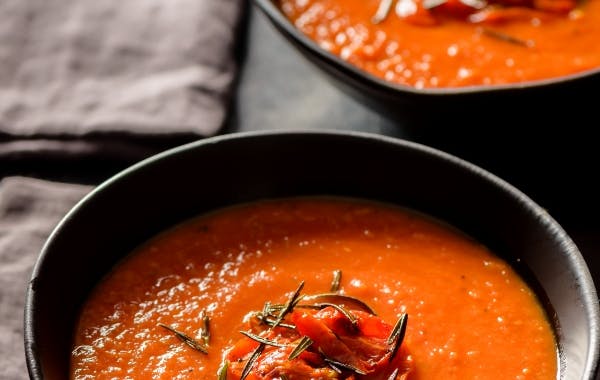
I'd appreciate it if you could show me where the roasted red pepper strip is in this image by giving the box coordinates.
[293,307,396,375]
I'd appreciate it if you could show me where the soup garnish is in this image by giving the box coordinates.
[218,280,412,379]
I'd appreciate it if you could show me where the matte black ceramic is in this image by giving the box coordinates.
[25,130,599,379]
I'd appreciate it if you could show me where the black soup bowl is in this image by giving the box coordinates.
[24,130,600,379]
[252,0,600,130]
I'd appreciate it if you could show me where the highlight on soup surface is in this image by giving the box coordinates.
[275,0,600,88]
[70,197,558,379]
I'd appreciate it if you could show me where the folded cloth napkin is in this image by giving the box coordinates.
[0,177,91,380]
[0,0,245,160]
[0,0,246,378]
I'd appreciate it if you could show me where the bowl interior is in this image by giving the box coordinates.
[25,130,600,379]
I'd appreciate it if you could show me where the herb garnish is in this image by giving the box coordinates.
[157,323,208,354]
[387,313,408,361]
[254,300,299,329]
[300,293,377,315]
[239,343,265,380]
[288,336,314,360]
[388,367,400,380]
[272,281,305,328]
[308,302,359,329]
[239,330,287,348]
[239,282,305,380]
[323,355,368,375]
[200,309,211,346]
[330,269,342,292]
[481,27,534,47]
[225,280,409,379]
[217,360,229,380]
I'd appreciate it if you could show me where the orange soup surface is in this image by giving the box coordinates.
[276,0,600,88]
[71,197,557,379]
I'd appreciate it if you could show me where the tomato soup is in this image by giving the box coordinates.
[276,0,600,88]
[71,197,557,379]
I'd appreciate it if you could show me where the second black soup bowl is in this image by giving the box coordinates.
[25,130,599,379]
[252,0,600,130]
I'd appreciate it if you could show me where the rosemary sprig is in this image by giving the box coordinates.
[387,313,408,361]
[157,323,208,354]
[272,281,305,328]
[262,302,287,316]
[330,270,342,292]
[239,330,287,348]
[240,282,305,380]
[254,312,297,329]
[217,360,229,380]
[240,343,265,380]
[262,301,277,314]
[300,293,377,315]
[481,27,533,47]
[323,356,367,375]
[310,302,358,328]
[254,301,298,329]
[288,336,314,360]
[388,367,400,380]
[200,309,210,346]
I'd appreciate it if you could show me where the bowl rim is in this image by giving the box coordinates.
[24,129,600,379]
[252,0,600,95]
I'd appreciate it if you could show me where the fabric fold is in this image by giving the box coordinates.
[0,0,245,154]
[0,177,92,380]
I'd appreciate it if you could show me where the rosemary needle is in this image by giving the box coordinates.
[200,309,210,346]
[240,343,265,380]
[482,27,534,47]
[387,313,408,361]
[157,323,208,354]
[272,281,305,328]
[217,360,229,380]
[288,336,313,360]
[239,330,287,347]
[330,269,342,292]
[388,367,400,380]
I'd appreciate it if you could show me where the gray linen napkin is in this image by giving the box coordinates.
[0,0,246,378]
[0,177,91,380]
[0,0,244,159]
